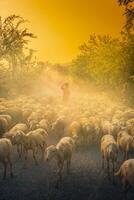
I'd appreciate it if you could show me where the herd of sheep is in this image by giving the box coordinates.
[0,94,134,199]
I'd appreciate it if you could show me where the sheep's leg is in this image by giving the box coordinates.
[124,150,128,161]
[123,180,131,200]
[17,145,21,158]
[107,159,109,171]
[125,151,128,160]
[112,160,115,174]
[67,157,71,174]
[112,161,115,184]
[8,156,14,178]
[107,158,110,180]
[39,145,44,162]
[20,144,23,155]
[123,152,126,162]
[55,162,64,189]
[22,148,28,168]
[32,149,38,165]
[35,146,38,154]
[57,162,64,181]
[24,149,28,161]
[102,154,104,169]
[3,161,7,180]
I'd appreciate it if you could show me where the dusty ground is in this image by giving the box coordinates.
[0,141,134,200]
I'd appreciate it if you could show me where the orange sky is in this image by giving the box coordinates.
[0,0,124,63]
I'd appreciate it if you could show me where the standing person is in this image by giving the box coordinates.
[61,82,70,104]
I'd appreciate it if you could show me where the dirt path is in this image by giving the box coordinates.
[0,144,133,200]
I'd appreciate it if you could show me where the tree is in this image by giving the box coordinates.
[118,0,134,33]
[71,34,127,89]
[0,15,36,79]
[118,0,134,5]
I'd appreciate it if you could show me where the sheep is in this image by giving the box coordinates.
[112,119,122,139]
[4,107,22,123]
[46,137,74,182]
[101,134,118,176]
[29,119,38,130]
[44,109,56,124]
[27,112,40,124]
[22,109,32,122]
[0,114,12,128]
[12,131,47,164]
[117,131,133,160]
[130,125,134,136]
[80,119,92,145]
[37,119,49,132]
[123,110,134,121]
[4,123,28,140]
[51,116,67,139]
[31,128,48,140]
[101,120,113,135]
[68,121,82,147]
[4,123,28,158]
[0,138,13,179]
[80,116,101,145]
[0,117,9,137]
[69,121,81,138]
[115,159,134,199]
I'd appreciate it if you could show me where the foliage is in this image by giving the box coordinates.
[118,0,134,33]
[70,35,128,89]
[0,15,36,79]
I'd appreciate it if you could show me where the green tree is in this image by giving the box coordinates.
[71,34,127,89]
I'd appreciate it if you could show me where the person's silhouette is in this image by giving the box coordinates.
[61,82,70,104]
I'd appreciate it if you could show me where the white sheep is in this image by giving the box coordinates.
[32,128,48,139]
[101,134,118,175]
[12,131,47,164]
[46,137,74,182]
[4,123,28,157]
[4,123,28,139]
[0,138,13,179]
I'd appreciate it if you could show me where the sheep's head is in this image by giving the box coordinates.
[12,131,24,145]
[51,122,57,133]
[83,123,91,133]
[45,145,57,162]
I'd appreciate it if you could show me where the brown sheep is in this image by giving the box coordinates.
[101,120,113,135]
[117,131,132,160]
[69,121,81,138]
[115,159,134,199]
[0,138,13,179]
[0,117,8,137]
[0,114,12,128]
[51,116,67,139]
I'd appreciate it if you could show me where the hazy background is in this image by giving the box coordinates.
[0,0,124,63]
